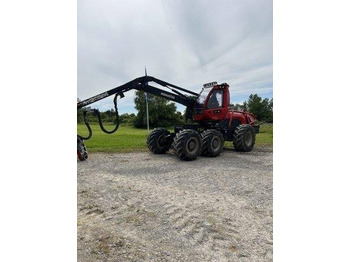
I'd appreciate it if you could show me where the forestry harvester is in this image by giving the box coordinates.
[77,76,259,161]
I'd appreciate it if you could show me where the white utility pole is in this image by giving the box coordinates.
[145,67,150,132]
[146,93,149,132]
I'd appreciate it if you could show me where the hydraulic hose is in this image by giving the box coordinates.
[77,94,120,141]
[94,94,120,134]
[77,111,92,140]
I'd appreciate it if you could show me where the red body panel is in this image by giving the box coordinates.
[225,110,257,125]
[192,83,258,126]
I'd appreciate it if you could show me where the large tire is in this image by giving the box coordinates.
[173,129,202,161]
[232,124,256,152]
[77,137,88,161]
[147,128,172,154]
[201,129,224,157]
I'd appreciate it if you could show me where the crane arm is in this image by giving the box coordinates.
[77,76,200,145]
[77,76,199,109]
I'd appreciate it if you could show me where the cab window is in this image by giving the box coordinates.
[206,90,223,109]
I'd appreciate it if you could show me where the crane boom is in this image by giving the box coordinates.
[77,76,198,109]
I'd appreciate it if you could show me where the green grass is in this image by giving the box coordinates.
[77,124,149,153]
[255,123,273,146]
[78,123,273,153]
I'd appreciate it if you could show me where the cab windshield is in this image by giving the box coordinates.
[197,88,211,106]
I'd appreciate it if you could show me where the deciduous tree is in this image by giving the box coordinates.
[134,91,183,128]
[246,94,273,122]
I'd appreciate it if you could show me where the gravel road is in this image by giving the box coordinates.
[77,147,273,262]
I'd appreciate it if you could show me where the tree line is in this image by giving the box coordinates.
[77,92,273,127]
[231,94,273,123]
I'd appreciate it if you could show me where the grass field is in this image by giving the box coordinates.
[255,123,273,145]
[78,123,273,153]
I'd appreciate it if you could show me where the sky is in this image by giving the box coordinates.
[78,0,272,114]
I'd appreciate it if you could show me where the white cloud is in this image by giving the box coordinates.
[78,0,272,112]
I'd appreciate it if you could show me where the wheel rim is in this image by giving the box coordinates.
[77,144,87,160]
[186,137,199,154]
[245,131,253,146]
[211,136,220,150]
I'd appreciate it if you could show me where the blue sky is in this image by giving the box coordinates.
[78,0,273,114]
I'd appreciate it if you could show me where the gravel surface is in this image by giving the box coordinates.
[77,147,273,262]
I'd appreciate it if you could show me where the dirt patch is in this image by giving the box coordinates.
[78,147,273,261]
